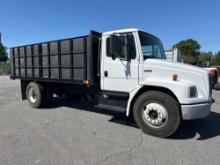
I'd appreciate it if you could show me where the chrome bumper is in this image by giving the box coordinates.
[181,102,211,120]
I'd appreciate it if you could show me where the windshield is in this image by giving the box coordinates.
[138,31,165,60]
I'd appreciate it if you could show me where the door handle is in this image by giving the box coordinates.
[104,71,108,77]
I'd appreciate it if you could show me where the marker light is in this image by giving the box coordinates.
[172,74,178,81]
[83,80,92,87]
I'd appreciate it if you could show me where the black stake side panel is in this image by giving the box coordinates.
[10,31,101,85]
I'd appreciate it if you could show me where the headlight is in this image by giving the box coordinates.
[189,86,197,97]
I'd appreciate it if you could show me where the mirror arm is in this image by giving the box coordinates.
[112,54,116,60]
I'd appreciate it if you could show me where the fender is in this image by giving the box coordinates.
[126,77,207,116]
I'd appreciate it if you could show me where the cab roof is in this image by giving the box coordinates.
[103,28,140,36]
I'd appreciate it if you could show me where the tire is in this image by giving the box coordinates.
[26,82,46,108]
[133,91,181,138]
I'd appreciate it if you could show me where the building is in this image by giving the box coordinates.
[165,48,182,62]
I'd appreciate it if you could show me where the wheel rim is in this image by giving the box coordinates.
[28,87,37,103]
[142,102,168,128]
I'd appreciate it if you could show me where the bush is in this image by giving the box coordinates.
[0,62,10,75]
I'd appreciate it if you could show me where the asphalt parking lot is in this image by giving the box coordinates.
[1,76,220,165]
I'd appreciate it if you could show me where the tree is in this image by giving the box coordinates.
[213,51,220,65]
[173,39,201,57]
[199,51,213,66]
[0,42,8,62]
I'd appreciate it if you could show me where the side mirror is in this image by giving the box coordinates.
[109,35,118,60]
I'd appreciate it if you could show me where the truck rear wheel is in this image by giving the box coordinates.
[26,82,46,108]
[133,91,180,138]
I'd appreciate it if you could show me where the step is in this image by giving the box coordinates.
[95,104,126,113]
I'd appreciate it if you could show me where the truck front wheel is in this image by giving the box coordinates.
[133,91,181,138]
[26,82,46,108]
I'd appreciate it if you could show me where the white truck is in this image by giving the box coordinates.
[10,28,212,137]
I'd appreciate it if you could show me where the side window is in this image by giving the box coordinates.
[106,33,136,59]
[127,34,136,59]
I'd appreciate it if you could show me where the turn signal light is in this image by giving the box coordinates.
[83,80,92,87]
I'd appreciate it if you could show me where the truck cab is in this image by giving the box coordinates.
[100,28,212,136]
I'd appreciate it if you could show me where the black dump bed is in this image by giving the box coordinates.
[10,31,101,85]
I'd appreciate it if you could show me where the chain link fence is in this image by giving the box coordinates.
[0,62,10,75]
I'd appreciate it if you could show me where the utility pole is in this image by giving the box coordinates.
[0,32,2,43]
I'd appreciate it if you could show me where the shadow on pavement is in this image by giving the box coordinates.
[169,111,220,140]
[41,96,220,140]
[41,96,138,128]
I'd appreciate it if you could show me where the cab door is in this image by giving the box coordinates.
[101,32,139,92]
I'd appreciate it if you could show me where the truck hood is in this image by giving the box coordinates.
[142,59,211,99]
[144,59,207,75]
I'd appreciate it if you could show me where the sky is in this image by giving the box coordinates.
[0,0,219,53]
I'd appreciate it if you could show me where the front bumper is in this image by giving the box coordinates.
[181,102,211,120]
